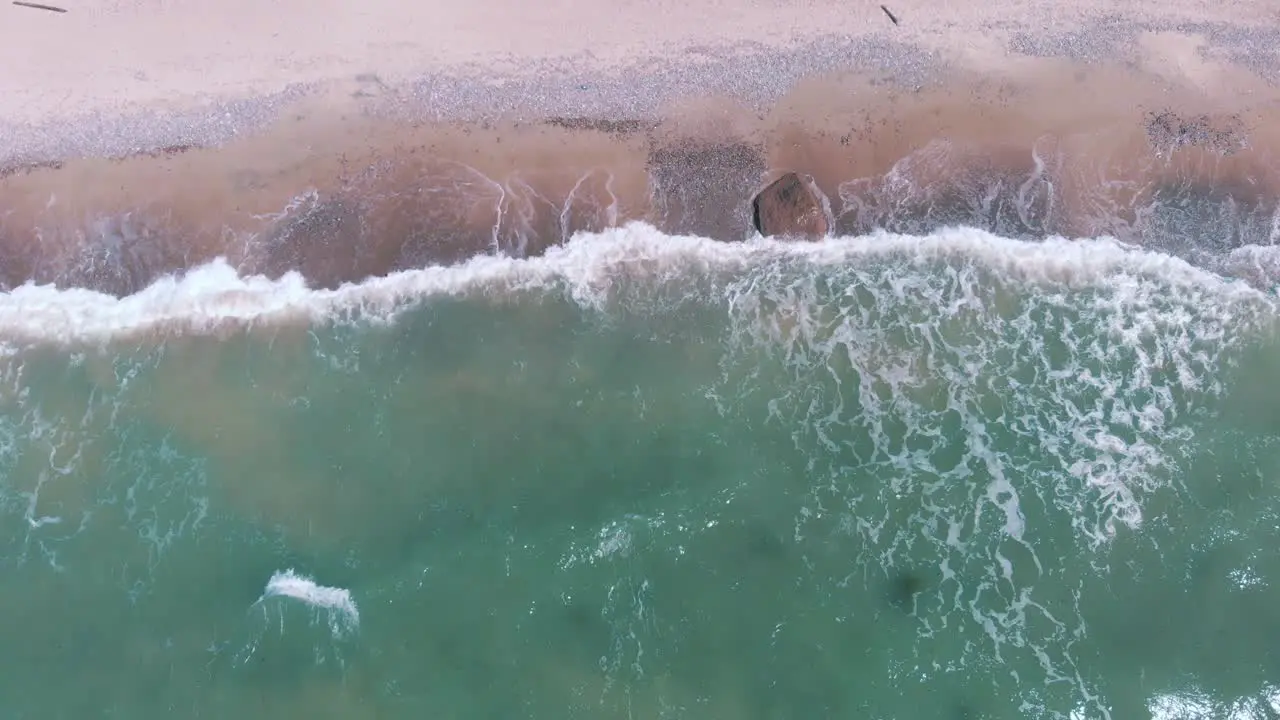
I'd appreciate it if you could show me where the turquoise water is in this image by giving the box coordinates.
[1,225,1279,718]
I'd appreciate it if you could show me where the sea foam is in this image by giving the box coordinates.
[257,569,360,636]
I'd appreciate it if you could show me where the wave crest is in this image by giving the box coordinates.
[0,223,1270,352]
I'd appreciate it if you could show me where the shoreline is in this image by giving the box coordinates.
[3,58,1278,292]
[2,4,1280,293]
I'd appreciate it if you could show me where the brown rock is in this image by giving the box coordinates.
[751,172,831,239]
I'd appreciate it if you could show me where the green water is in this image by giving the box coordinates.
[2,228,1279,719]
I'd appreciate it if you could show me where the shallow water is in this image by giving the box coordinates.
[0,224,1279,718]
[6,61,1280,298]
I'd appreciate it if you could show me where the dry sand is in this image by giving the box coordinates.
[1,0,1279,292]
[4,0,1267,124]
[2,0,1277,148]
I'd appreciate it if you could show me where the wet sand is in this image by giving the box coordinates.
[2,2,1279,293]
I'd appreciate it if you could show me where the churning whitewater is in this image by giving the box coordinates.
[0,223,1269,347]
[1,224,1279,719]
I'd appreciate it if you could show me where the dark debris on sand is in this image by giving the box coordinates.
[1144,110,1247,155]
[0,159,63,178]
[544,117,652,136]
[646,141,766,239]
[126,144,202,160]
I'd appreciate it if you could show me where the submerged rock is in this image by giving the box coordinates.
[751,172,832,239]
[886,570,923,613]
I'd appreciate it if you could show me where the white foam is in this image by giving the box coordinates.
[1219,243,1280,288]
[0,223,1268,350]
[257,568,360,635]
[692,218,1276,717]
[1148,686,1280,720]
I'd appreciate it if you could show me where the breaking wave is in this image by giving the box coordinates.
[0,222,1271,350]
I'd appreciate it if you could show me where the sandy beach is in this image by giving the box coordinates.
[2,0,1280,293]
[3,0,1277,147]
[0,0,1248,117]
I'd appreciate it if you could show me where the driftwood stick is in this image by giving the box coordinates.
[13,1,68,12]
